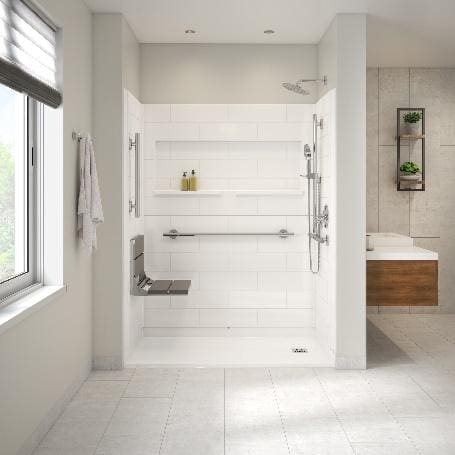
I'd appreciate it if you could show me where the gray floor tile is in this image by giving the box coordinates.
[32,315,455,455]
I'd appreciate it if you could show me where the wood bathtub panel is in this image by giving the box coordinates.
[367,260,438,306]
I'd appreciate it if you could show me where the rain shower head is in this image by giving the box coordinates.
[282,76,328,95]
[282,82,309,95]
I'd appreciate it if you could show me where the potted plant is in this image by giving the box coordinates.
[400,161,421,181]
[403,111,422,136]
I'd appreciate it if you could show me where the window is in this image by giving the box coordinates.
[0,82,41,302]
[0,0,61,305]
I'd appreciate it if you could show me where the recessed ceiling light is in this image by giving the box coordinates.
[264,29,275,34]
[185,29,196,34]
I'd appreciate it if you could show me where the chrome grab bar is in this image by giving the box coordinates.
[129,132,141,218]
[163,229,294,240]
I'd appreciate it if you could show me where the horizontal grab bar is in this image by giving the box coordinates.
[163,229,294,240]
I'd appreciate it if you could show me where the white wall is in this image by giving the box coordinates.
[92,14,125,369]
[318,15,367,368]
[122,19,140,100]
[140,44,319,104]
[123,90,144,359]
[0,0,93,453]
[314,89,337,359]
[92,14,140,369]
[142,104,315,335]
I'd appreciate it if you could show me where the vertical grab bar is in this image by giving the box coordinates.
[134,132,141,218]
[129,132,141,218]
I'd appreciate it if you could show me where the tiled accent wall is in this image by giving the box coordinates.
[314,90,336,357]
[142,104,316,334]
[367,68,455,313]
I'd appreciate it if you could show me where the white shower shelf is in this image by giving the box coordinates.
[152,189,304,197]
[152,190,222,197]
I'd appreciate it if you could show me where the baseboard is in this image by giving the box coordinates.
[92,355,123,370]
[335,355,366,370]
[17,360,91,455]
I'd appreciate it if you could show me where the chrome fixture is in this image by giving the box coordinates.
[282,76,328,95]
[129,132,141,218]
[164,229,294,240]
[72,131,83,142]
[185,29,196,34]
[303,114,329,274]
[264,29,275,34]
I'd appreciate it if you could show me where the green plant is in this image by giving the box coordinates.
[400,161,421,174]
[403,111,422,123]
[0,143,15,281]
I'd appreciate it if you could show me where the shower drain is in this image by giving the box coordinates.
[292,347,309,353]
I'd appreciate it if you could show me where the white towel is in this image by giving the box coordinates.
[77,134,104,253]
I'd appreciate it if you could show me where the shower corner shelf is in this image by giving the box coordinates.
[396,107,426,192]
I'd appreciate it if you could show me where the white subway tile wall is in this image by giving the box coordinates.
[142,104,322,332]
[314,91,336,357]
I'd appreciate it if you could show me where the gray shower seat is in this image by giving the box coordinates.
[142,279,191,295]
[130,234,191,296]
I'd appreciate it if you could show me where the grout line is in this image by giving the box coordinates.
[159,369,181,455]
[93,369,136,454]
[376,68,380,231]
[360,369,422,455]
[314,368,356,455]
[268,368,291,455]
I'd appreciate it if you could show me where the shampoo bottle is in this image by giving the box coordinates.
[189,169,198,191]
[180,171,189,191]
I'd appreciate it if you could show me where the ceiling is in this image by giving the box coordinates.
[84,0,455,66]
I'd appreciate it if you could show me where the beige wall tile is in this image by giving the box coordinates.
[440,69,455,145]
[367,68,379,232]
[410,68,441,144]
[378,146,410,235]
[379,68,410,146]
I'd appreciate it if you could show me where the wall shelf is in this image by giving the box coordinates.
[397,108,425,192]
[399,134,426,140]
[152,189,305,197]
[152,190,222,197]
[234,190,304,197]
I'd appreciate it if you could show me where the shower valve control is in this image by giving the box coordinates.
[315,205,329,229]
[321,204,329,229]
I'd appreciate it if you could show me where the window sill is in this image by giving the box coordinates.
[0,285,66,336]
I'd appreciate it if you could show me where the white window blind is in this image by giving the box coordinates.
[0,0,61,107]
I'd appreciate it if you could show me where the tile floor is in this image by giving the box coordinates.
[34,314,455,455]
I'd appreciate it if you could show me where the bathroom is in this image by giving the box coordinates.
[1,1,455,454]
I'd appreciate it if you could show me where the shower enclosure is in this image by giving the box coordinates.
[122,89,337,368]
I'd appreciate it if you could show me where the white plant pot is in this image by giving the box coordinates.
[404,122,421,136]
[400,173,421,181]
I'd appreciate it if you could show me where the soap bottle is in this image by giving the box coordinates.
[180,171,189,191]
[189,169,198,191]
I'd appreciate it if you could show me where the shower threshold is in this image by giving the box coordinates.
[126,332,333,368]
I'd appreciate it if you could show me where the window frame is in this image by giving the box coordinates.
[0,92,42,304]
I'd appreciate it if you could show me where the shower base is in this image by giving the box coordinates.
[126,332,333,368]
